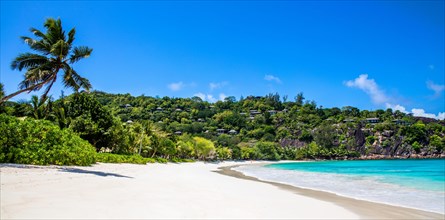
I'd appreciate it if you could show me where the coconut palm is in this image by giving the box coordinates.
[1,18,92,103]
[29,95,52,119]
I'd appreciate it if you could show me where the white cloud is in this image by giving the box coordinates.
[386,103,444,120]
[385,103,407,113]
[264,74,282,84]
[193,92,206,101]
[206,94,217,103]
[411,108,445,120]
[167,82,184,91]
[219,93,227,101]
[345,74,389,104]
[209,81,228,90]
[345,74,444,120]
[426,80,445,97]
[193,92,228,103]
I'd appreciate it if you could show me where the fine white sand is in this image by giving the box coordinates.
[1,162,359,219]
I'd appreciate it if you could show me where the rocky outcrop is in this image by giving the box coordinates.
[360,153,445,160]
[354,124,365,149]
[363,128,443,159]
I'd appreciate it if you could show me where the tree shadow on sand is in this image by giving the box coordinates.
[0,164,133,178]
[58,167,133,178]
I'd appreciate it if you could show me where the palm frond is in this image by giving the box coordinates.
[19,60,55,90]
[43,18,57,29]
[0,83,4,98]
[21,36,37,46]
[61,64,80,91]
[69,46,93,63]
[45,18,66,44]
[29,28,46,39]
[19,68,53,90]
[67,28,76,45]
[11,53,50,71]
[50,39,69,58]
[73,72,92,91]
[20,36,52,54]
[62,63,91,91]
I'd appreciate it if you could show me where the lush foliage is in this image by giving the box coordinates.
[79,91,443,160]
[1,91,444,165]
[0,114,96,165]
[95,153,157,164]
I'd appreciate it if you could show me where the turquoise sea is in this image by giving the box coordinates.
[234,159,445,214]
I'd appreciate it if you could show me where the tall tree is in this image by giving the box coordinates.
[1,18,92,103]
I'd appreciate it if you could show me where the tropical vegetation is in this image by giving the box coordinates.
[1,91,444,165]
[1,18,444,166]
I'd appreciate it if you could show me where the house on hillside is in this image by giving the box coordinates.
[267,110,278,115]
[392,119,410,126]
[365,118,380,124]
[249,110,262,117]
[343,119,355,123]
[216,129,226,135]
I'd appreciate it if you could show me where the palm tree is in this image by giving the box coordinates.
[29,95,51,119]
[1,18,93,103]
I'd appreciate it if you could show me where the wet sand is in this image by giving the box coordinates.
[216,164,445,219]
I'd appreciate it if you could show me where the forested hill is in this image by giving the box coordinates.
[2,91,445,161]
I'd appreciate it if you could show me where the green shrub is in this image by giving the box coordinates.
[0,114,96,166]
[155,157,168,163]
[254,141,281,160]
[96,153,156,164]
[170,157,195,163]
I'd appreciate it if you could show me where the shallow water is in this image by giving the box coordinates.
[234,159,445,214]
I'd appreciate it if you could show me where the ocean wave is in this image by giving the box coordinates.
[234,164,445,214]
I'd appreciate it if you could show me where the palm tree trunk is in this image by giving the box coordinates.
[1,87,36,103]
[151,147,157,158]
[1,75,56,104]
[41,77,57,101]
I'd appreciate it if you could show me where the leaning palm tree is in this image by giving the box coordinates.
[0,18,93,103]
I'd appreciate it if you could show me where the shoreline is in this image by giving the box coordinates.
[1,162,444,219]
[216,163,445,220]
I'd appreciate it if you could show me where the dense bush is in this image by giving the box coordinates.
[254,141,281,160]
[95,153,195,164]
[0,114,96,165]
[4,89,445,162]
[96,153,156,164]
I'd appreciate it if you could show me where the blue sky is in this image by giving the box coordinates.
[1,1,444,119]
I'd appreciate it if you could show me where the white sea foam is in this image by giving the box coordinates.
[234,164,445,214]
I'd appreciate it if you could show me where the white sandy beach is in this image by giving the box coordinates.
[1,162,443,219]
[1,162,359,219]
